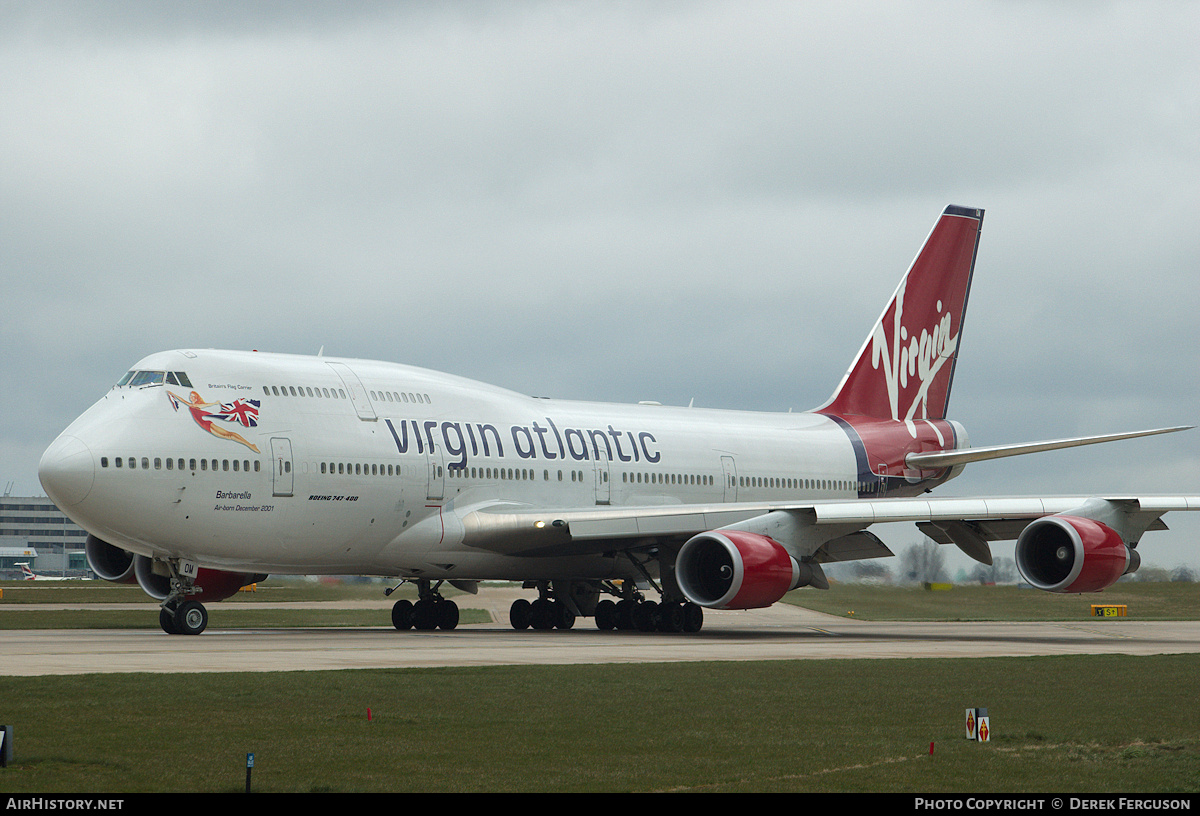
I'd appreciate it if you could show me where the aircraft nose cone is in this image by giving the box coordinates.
[39,434,96,508]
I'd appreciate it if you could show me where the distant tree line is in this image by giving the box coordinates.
[823,538,1196,585]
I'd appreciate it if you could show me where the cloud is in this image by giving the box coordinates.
[3,1,1197,563]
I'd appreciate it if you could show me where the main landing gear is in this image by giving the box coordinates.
[388,578,460,631]
[507,580,704,634]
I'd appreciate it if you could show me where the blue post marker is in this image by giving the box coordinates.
[246,752,254,793]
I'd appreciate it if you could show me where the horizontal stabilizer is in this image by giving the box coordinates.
[905,426,1192,470]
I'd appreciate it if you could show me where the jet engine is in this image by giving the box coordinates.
[85,535,136,583]
[1014,515,1140,593]
[675,530,803,609]
[86,535,262,601]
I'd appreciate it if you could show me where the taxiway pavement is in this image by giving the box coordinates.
[5,588,1200,676]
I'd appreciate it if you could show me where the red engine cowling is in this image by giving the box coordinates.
[676,530,801,609]
[1015,515,1138,593]
[132,555,263,601]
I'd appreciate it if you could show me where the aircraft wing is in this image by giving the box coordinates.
[459,495,1200,564]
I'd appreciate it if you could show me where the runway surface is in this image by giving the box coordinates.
[6,588,1200,676]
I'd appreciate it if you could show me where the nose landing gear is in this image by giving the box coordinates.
[157,562,209,635]
[159,599,209,635]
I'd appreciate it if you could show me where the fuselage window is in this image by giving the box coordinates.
[101,457,109,468]
[165,458,172,471]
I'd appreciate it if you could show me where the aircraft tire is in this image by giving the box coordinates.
[530,598,556,630]
[174,600,208,635]
[594,599,616,630]
[509,598,532,630]
[615,599,636,630]
[159,607,179,635]
[658,602,685,633]
[557,602,576,630]
[682,602,703,633]
[391,599,414,630]
[438,599,459,630]
[633,600,659,632]
[413,599,439,630]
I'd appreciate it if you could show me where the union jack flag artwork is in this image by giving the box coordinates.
[210,398,260,427]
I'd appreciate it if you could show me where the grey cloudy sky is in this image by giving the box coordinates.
[3,2,1198,571]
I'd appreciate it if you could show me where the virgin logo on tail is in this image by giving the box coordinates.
[819,205,983,426]
[871,288,959,427]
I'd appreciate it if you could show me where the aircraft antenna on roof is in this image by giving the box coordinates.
[317,346,324,358]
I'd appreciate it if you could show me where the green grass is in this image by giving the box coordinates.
[2,655,1199,793]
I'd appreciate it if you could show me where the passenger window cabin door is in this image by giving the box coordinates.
[594,448,611,505]
[271,437,294,497]
[426,446,445,502]
[721,455,738,502]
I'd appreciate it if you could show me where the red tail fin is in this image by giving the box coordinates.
[818,205,983,422]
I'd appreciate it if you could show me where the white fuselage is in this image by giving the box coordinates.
[41,348,949,581]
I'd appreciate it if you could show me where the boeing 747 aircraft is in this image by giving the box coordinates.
[38,205,1199,635]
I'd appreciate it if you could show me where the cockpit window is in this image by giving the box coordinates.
[129,371,166,387]
[120,370,192,388]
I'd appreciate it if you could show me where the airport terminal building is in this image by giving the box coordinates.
[0,494,89,579]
